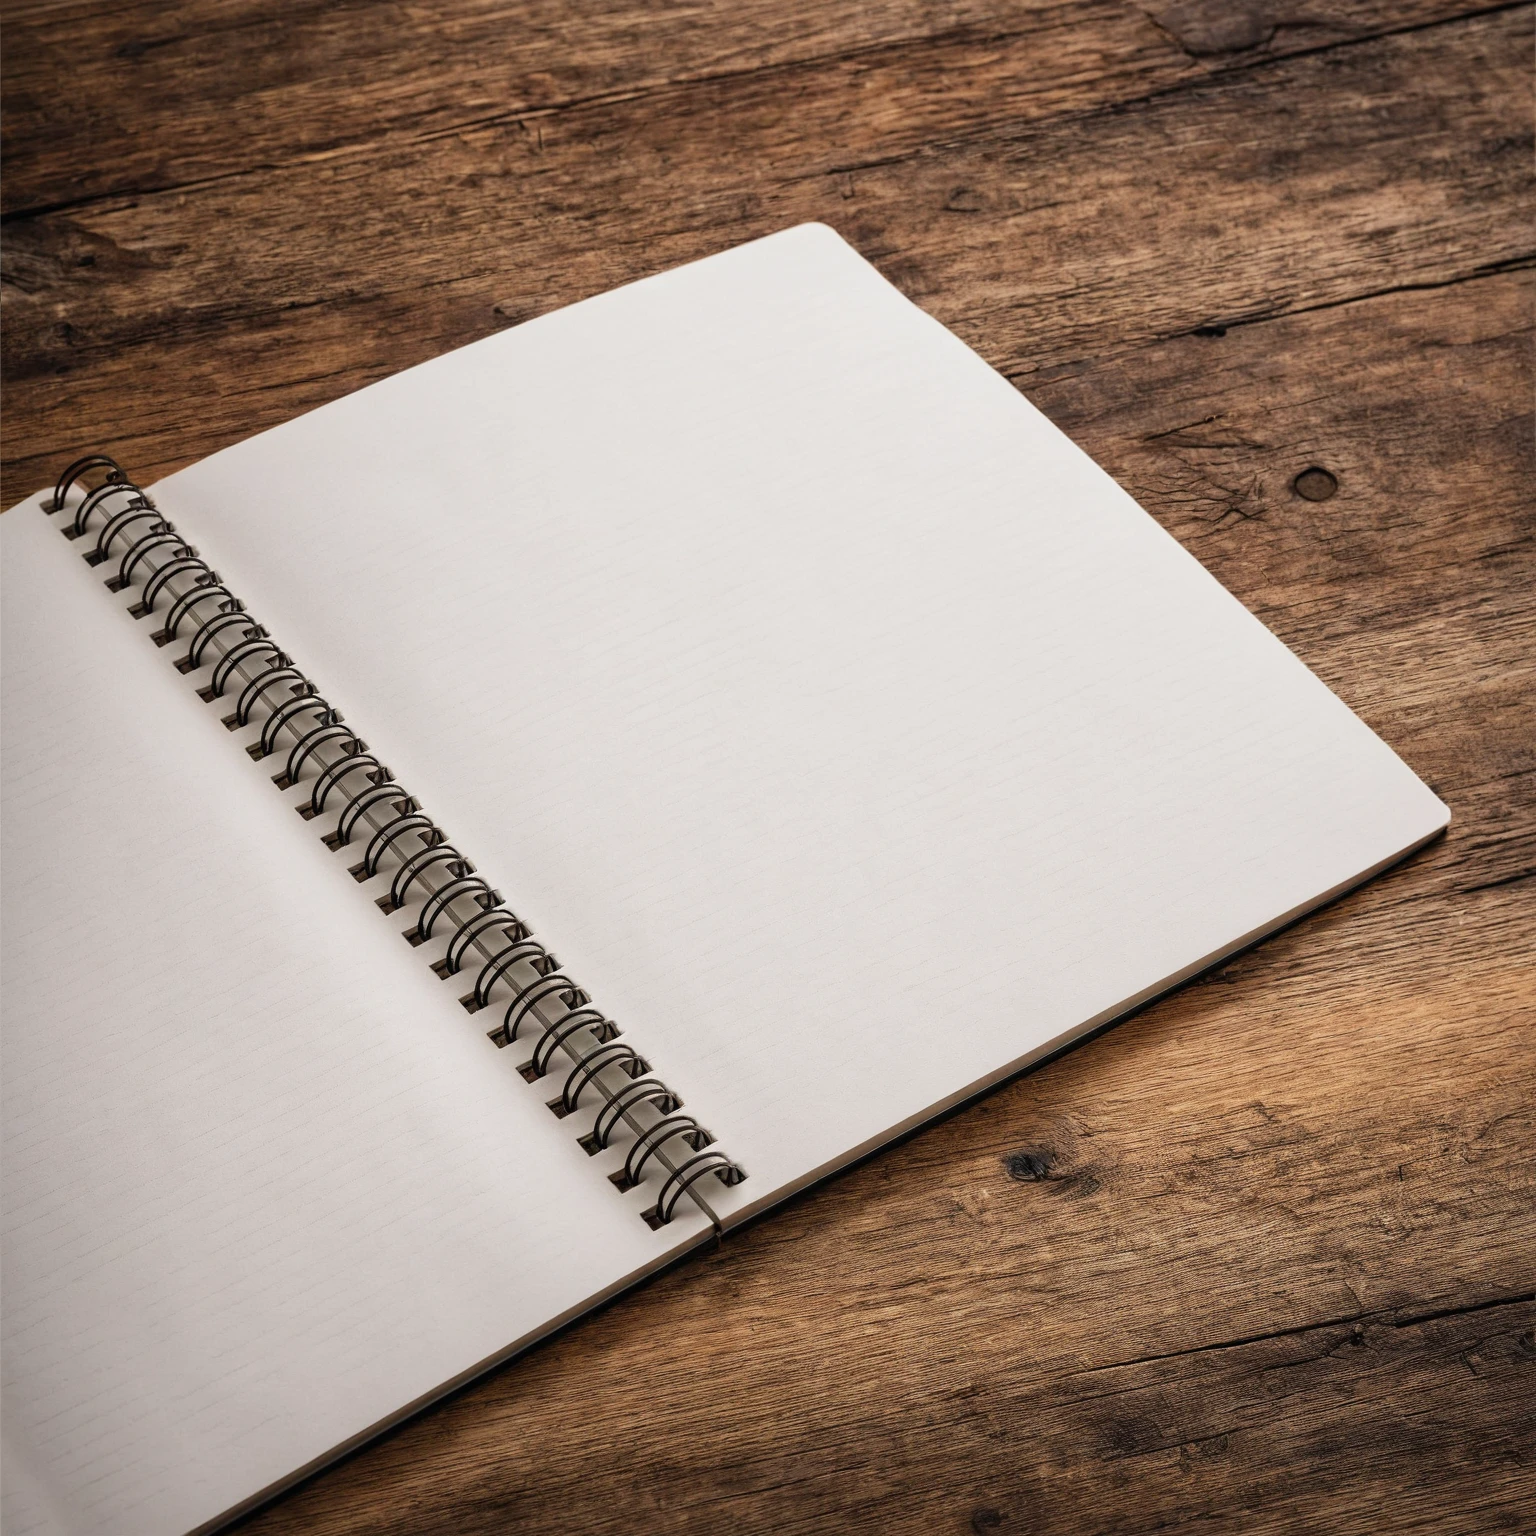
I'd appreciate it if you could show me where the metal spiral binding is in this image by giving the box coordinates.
[44,454,746,1230]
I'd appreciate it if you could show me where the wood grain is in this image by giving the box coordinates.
[2,0,1531,1531]
[0,0,1486,216]
[3,7,1529,500]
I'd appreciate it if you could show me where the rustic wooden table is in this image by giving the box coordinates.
[4,2,1532,1532]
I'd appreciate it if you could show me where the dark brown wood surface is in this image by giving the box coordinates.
[3,2,1532,1531]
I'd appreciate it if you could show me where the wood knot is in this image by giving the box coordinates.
[1003,1144,1102,1197]
[1003,1149,1054,1182]
[1293,466,1338,502]
[970,1509,1004,1534]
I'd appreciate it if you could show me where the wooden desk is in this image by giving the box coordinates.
[3,3,1531,1530]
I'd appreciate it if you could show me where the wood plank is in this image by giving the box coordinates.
[0,0,1485,214]
[4,10,1530,503]
[226,262,1534,1535]
[251,1295,1536,1534]
[3,4,1529,1529]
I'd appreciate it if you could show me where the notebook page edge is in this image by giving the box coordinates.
[715,812,1449,1233]
[184,1223,715,1536]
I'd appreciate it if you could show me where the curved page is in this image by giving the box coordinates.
[0,505,710,1536]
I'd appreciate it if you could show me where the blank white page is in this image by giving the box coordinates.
[0,505,708,1536]
[151,222,1448,1229]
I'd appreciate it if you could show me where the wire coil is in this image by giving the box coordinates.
[44,454,745,1227]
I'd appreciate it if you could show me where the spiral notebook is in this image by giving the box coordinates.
[1,223,1447,1536]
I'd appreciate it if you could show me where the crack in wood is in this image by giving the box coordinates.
[1076,1292,1536,1375]
[1165,252,1536,340]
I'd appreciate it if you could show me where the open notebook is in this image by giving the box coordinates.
[1,224,1447,1535]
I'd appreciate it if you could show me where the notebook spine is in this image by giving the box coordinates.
[45,455,746,1229]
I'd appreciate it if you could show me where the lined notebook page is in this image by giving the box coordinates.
[153,223,1447,1231]
[0,505,708,1536]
